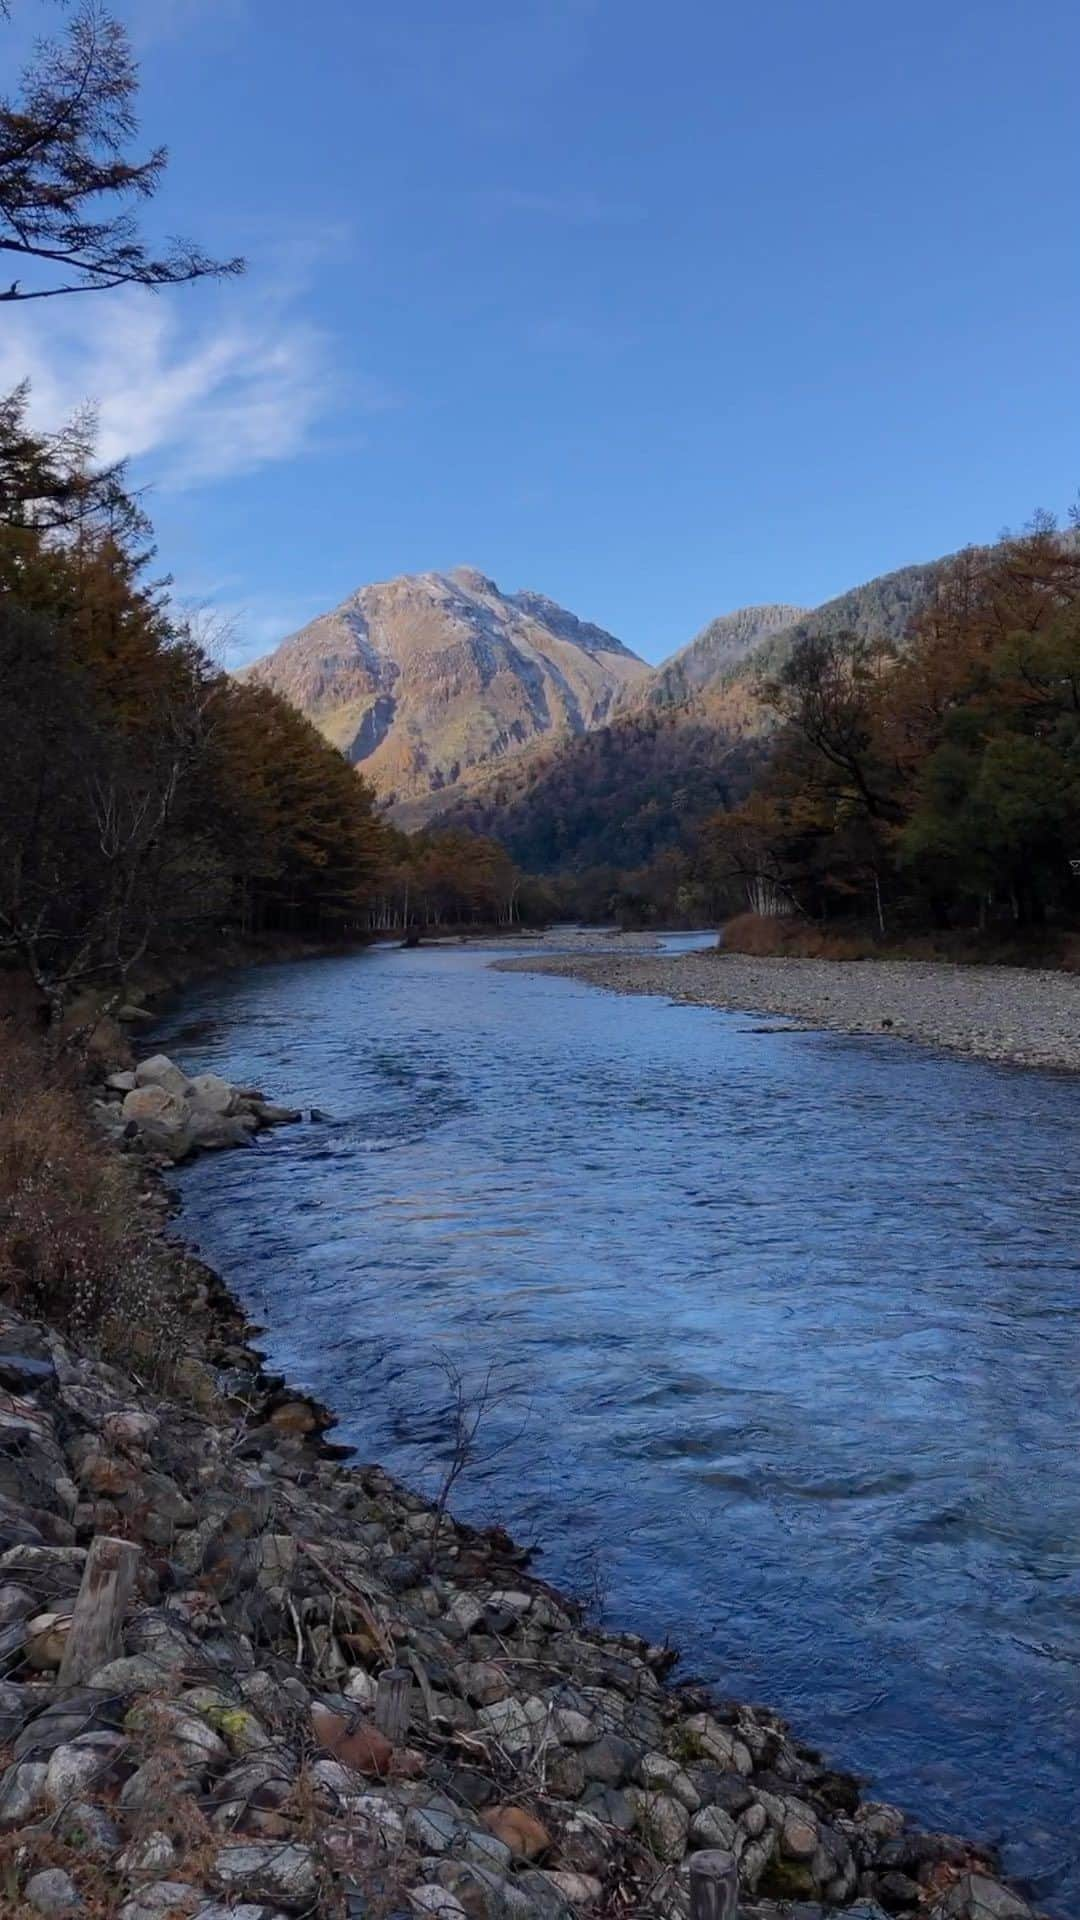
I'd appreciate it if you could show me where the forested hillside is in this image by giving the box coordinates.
[437,709,765,872]
[707,519,1080,939]
[433,554,957,889]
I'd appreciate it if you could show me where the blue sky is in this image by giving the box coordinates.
[5,0,1079,664]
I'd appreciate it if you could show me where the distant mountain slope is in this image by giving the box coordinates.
[434,708,767,873]
[737,557,951,686]
[433,552,958,871]
[243,567,648,818]
[624,603,808,712]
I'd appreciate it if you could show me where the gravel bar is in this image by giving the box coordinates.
[497,950,1080,1071]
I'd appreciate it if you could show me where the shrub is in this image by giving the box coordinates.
[721,913,873,959]
[0,1022,177,1365]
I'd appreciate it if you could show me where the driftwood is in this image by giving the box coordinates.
[374,1666,411,1744]
[57,1535,141,1688]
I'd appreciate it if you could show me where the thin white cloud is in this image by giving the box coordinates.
[0,282,386,490]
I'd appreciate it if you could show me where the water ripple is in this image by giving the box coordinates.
[155,941,1080,1913]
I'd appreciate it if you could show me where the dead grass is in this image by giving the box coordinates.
[722,912,1080,970]
[0,1014,180,1374]
[722,913,873,960]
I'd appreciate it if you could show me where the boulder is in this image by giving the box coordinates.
[45,1731,127,1803]
[459,1661,512,1706]
[117,1830,176,1879]
[580,1733,641,1785]
[539,1873,602,1908]
[188,1113,254,1152]
[0,1679,39,1743]
[738,1831,777,1892]
[638,1750,700,1810]
[13,1686,121,1760]
[0,1758,48,1829]
[580,1785,635,1831]
[133,1055,192,1099]
[188,1073,234,1115]
[435,1860,532,1920]
[781,1811,819,1860]
[119,1885,201,1920]
[23,1609,71,1669]
[930,1876,1033,1920]
[475,1694,547,1754]
[552,1706,594,1745]
[514,1870,575,1920]
[88,1654,179,1694]
[57,1797,120,1858]
[193,1908,279,1920]
[689,1804,738,1850]
[125,1703,229,1769]
[25,1869,82,1916]
[679,1712,752,1773]
[101,1409,159,1452]
[446,1591,486,1634]
[0,1582,36,1625]
[409,1891,469,1920]
[247,1101,302,1126]
[625,1786,689,1861]
[212,1842,318,1911]
[121,1084,191,1147]
[120,1756,201,1811]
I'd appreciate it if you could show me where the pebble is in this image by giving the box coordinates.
[503,952,1080,1072]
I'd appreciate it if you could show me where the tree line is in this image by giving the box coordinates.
[0,3,543,1027]
[0,388,541,1020]
[704,518,1080,939]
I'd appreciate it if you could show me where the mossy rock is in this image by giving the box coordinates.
[199,1704,268,1753]
[667,1724,707,1763]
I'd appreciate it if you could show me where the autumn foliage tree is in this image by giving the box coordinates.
[706,516,1080,937]
[0,390,391,1021]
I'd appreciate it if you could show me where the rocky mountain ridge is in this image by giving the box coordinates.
[243,569,648,823]
[245,548,963,846]
[621,605,809,715]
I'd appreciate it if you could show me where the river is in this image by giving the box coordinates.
[153,937,1080,1914]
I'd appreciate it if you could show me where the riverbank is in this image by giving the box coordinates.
[0,1026,1047,1920]
[495,950,1080,1071]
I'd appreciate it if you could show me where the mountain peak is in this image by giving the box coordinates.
[446,565,500,596]
[245,568,648,821]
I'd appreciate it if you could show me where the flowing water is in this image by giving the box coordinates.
[154,938,1080,1912]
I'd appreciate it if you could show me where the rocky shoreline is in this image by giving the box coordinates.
[0,1046,1043,1920]
[496,951,1080,1072]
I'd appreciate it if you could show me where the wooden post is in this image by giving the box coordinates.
[57,1535,140,1689]
[373,1666,411,1744]
[688,1850,739,1920]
